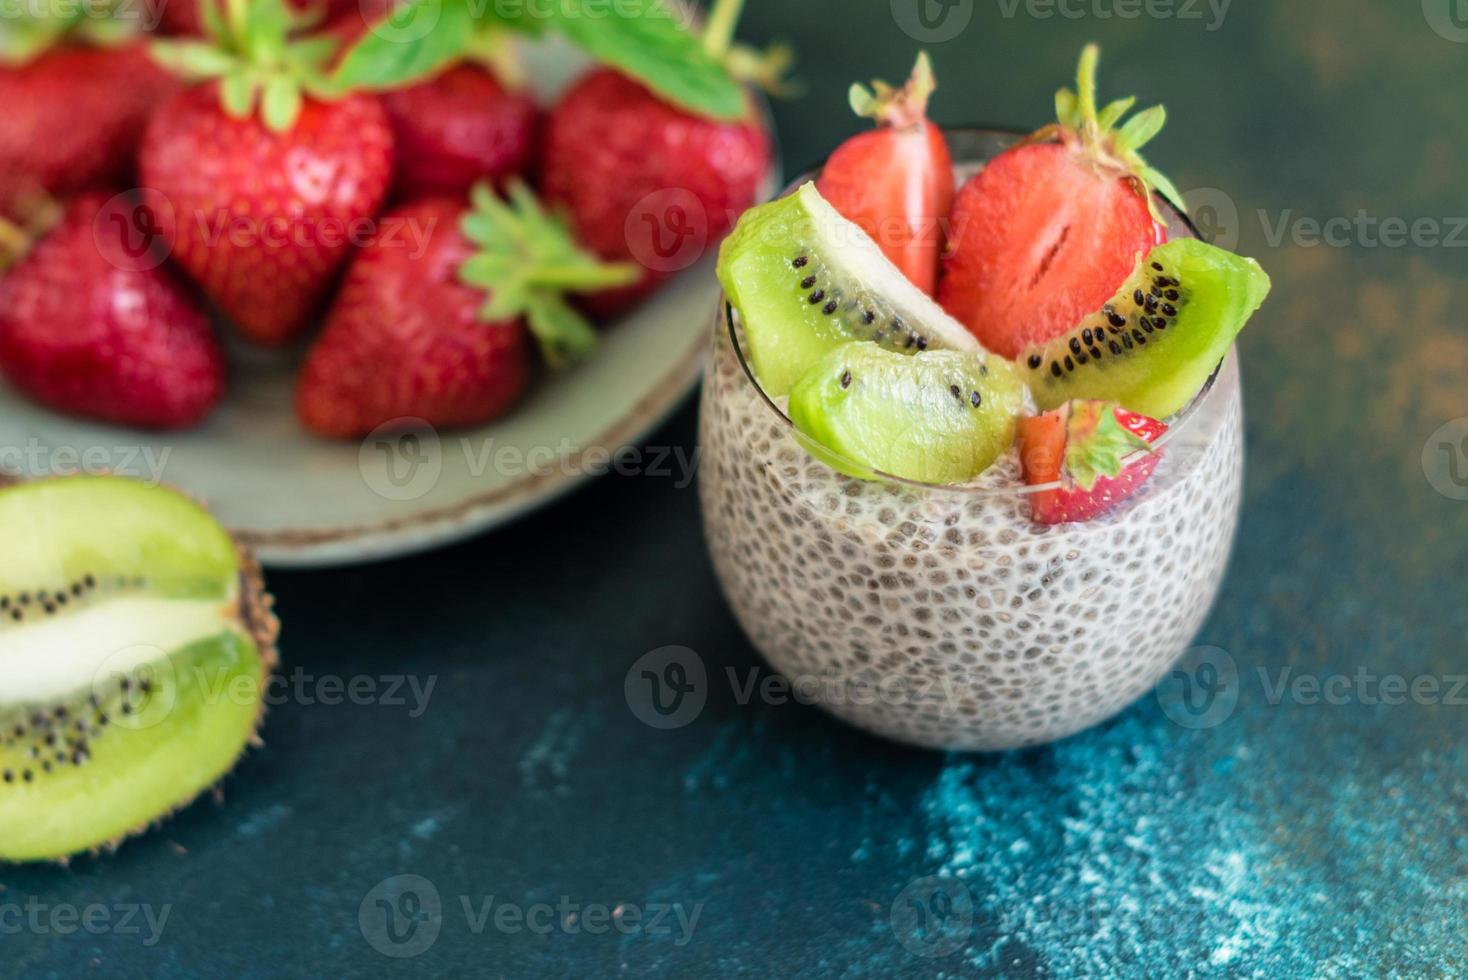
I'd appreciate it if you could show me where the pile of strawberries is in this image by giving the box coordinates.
[0,0,772,436]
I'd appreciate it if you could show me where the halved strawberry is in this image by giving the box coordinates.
[1018,400,1166,524]
[816,52,953,296]
[938,45,1181,359]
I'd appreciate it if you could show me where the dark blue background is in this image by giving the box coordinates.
[7,1,1468,975]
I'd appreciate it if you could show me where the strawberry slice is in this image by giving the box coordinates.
[938,45,1181,359]
[1018,401,1167,524]
[817,52,954,295]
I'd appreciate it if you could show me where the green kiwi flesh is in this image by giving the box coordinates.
[789,342,1025,484]
[717,182,982,397]
[1019,238,1271,419]
[0,476,277,863]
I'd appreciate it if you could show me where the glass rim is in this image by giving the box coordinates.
[717,124,1234,499]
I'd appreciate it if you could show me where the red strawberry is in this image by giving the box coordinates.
[541,67,770,319]
[1018,400,1167,524]
[0,193,225,429]
[0,44,179,218]
[297,184,635,438]
[939,45,1179,359]
[139,85,393,346]
[817,53,953,295]
[380,65,538,201]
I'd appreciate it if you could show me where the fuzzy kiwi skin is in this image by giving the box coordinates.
[1019,238,1271,419]
[0,477,279,864]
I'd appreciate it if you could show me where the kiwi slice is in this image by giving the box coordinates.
[1019,238,1271,419]
[0,476,278,863]
[717,182,981,397]
[789,342,1025,484]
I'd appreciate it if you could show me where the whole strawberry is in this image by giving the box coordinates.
[297,184,635,438]
[541,67,770,319]
[0,193,225,429]
[0,43,179,218]
[142,0,393,346]
[380,64,538,201]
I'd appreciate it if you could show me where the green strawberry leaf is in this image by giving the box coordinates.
[220,69,257,117]
[261,74,303,130]
[546,0,747,120]
[457,181,638,368]
[1064,402,1154,491]
[522,294,600,370]
[1096,95,1135,130]
[1116,104,1166,152]
[149,40,240,77]
[332,0,476,90]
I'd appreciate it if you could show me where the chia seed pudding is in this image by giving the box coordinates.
[697,132,1246,751]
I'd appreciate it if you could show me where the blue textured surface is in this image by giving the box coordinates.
[5,2,1468,975]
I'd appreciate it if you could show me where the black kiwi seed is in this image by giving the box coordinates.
[1064,355,1075,372]
[1132,331,1147,345]
[1166,290,1180,301]
[915,337,928,350]
[1122,334,1134,350]
[1133,290,1146,306]
[970,391,982,408]
[1050,362,1062,378]
[1161,303,1178,317]
[863,311,876,325]
[1142,321,1154,333]
[840,370,852,389]
[793,255,808,268]
[1069,338,1083,356]
[800,275,817,289]
[808,290,825,304]
[1152,262,1164,272]
[1089,346,1102,359]
[1082,328,1093,345]
[1150,286,1163,298]
[1109,340,1123,355]
[1107,311,1127,328]
[949,384,962,402]
[904,334,916,349]
[822,301,838,315]
[1028,355,1043,369]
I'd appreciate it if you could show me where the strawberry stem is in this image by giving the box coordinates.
[848,51,935,130]
[1037,44,1183,225]
[702,0,746,60]
[457,181,638,369]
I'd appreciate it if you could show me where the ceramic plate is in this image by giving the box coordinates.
[0,38,779,568]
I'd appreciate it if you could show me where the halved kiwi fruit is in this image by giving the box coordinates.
[717,182,982,397]
[1019,238,1271,419]
[789,342,1025,484]
[0,476,278,863]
